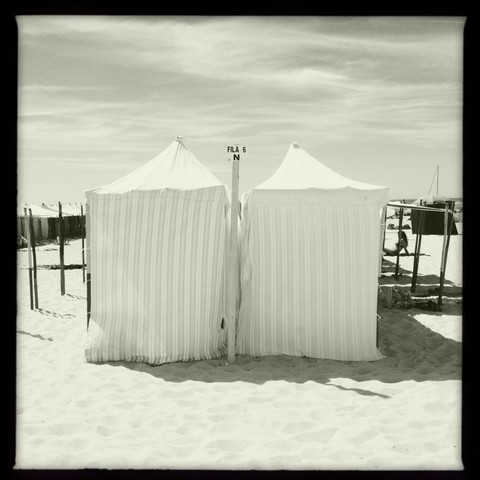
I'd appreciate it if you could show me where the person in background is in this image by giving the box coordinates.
[383,230,409,256]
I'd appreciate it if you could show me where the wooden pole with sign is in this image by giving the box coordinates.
[226,145,243,364]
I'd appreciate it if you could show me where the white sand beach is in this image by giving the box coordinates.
[15,227,463,470]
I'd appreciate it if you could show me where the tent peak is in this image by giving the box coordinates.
[291,142,300,149]
[174,136,184,142]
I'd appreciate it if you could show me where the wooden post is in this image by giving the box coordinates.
[227,156,240,364]
[384,286,393,308]
[411,209,425,292]
[59,201,65,295]
[378,205,387,277]
[86,201,92,328]
[438,202,454,307]
[29,209,39,309]
[38,218,43,242]
[24,208,34,310]
[394,207,404,279]
[445,202,455,258]
[225,144,245,364]
[81,204,86,283]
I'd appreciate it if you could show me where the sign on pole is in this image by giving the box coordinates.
[226,144,246,364]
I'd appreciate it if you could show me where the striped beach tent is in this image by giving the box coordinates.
[17,203,57,241]
[84,137,230,365]
[237,142,389,361]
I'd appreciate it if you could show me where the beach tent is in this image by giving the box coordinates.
[17,203,58,242]
[41,203,85,239]
[84,138,230,365]
[236,142,389,361]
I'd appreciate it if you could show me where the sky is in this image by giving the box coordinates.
[16,15,466,205]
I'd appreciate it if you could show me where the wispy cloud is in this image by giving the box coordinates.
[16,15,465,202]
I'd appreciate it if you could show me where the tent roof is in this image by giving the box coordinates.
[41,203,84,216]
[87,137,223,195]
[254,142,388,192]
[18,204,59,218]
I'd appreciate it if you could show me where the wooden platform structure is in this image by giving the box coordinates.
[381,199,457,308]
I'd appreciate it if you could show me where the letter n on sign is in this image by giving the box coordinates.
[226,145,246,161]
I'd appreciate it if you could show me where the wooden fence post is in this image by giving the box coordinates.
[24,208,34,310]
[81,204,86,283]
[438,202,455,307]
[86,201,91,328]
[59,202,65,295]
[28,208,39,309]
[394,207,404,279]
[379,205,387,277]
[411,209,425,292]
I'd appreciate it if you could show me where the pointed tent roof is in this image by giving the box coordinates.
[88,137,223,195]
[256,142,387,192]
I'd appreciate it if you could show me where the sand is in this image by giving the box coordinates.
[15,224,463,470]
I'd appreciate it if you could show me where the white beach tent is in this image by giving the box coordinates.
[84,138,230,365]
[237,142,389,361]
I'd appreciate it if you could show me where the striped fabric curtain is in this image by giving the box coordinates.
[236,189,385,361]
[84,187,229,365]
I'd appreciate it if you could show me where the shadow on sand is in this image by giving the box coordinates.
[16,330,53,342]
[36,308,75,319]
[101,309,461,394]
[380,259,462,298]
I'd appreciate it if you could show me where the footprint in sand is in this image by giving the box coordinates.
[294,427,337,443]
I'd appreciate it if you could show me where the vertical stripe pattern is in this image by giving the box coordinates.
[84,187,229,365]
[237,188,385,361]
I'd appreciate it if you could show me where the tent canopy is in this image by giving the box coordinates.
[246,142,389,207]
[88,137,222,195]
[18,204,58,218]
[41,203,84,216]
[256,142,387,192]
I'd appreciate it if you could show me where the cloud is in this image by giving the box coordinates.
[16,16,464,202]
